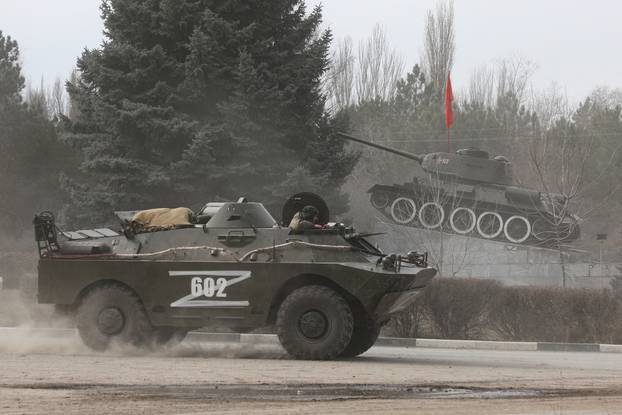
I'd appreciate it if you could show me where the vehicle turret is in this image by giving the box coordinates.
[337,132,514,186]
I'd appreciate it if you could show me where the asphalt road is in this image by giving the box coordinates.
[1,331,622,414]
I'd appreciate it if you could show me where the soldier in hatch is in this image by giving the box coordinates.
[289,205,326,233]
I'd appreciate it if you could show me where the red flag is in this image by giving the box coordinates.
[445,72,454,129]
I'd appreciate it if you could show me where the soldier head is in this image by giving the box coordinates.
[300,205,319,222]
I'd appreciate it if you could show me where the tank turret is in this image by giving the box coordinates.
[337,132,579,247]
[337,132,513,186]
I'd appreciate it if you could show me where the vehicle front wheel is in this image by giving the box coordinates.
[276,285,353,360]
[340,318,380,358]
[77,284,155,351]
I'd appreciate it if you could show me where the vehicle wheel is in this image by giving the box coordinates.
[340,318,380,358]
[370,191,390,209]
[390,197,417,224]
[503,215,531,244]
[449,207,477,234]
[418,202,445,229]
[153,327,188,346]
[531,218,551,241]
[476,211,504,239]
[276,285,353,360]
[77,284,155,351]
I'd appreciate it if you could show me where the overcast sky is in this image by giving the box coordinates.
[2,0,621,102]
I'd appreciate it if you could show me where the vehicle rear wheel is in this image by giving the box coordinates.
[340,317,380,358]
[277,285,353,360]
[77,284,155,351]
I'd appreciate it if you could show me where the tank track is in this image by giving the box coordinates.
[369,187,580,248]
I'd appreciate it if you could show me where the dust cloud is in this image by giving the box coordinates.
[0,326,285,359]
[0,289,284,359]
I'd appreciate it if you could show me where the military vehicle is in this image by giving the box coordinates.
[34,193,435,360]
[338,132,580,247]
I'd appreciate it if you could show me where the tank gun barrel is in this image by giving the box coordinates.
[337,132,424,163]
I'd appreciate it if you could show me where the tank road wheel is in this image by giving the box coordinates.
[77,284,154,351]
[503,215,532,244]
[277,285,353,360]
[340,316,380,358]
[370,191,391,209]
[418,202,445,229]
[449,207,477,234]
[476,211,504,239]
[390,197,417,224]
[531,218,554,241]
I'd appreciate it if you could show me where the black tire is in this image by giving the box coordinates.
[276,285,353,360]
[340,317,380,358]
[77,284,155,351]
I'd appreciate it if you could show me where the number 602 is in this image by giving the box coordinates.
[191,277,227,298]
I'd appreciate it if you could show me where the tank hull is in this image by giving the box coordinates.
[367,178,580,247]
[335,132,580,247]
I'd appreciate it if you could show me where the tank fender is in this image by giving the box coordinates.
[367,184,401,194]
[505,186,541,207]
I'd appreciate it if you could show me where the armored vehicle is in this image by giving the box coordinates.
[34,194,435,360]
[338,132,580,247]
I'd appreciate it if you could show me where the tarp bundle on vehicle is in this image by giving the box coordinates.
[131,208,194,229]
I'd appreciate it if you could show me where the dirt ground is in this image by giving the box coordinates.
[1,329,622,414]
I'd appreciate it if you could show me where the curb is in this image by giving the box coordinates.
[536,342,600,352]
[2,327,621,353]
[414,338,538,351]
[183,332,622,353]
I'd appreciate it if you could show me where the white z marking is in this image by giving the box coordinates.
[169,270,251,308]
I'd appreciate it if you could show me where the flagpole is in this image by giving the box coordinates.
[445,71,454,153]
[447,128,451,152]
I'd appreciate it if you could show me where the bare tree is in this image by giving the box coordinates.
[467,57,536,109]
[589,86,622,108]
[25,78,49,116]
[23,76,69,120]
[421,0,455,95]
[528,82,571,129]
[495,57,536,106]
[326,37,355,112]
[50,77,66,119]
[467,65,496,108]
[325,26,404,111]
[356,24,404,103]
[517,118,622,286]
[66,69,81,120]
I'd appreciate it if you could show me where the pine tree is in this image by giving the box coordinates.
[64,0,356,225]
[0,31,73,234]
[0,31,23,109]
